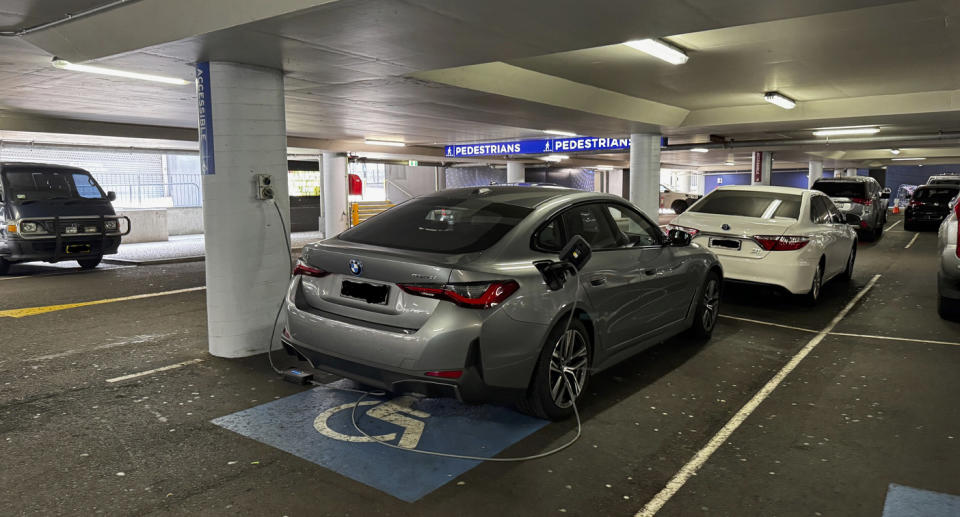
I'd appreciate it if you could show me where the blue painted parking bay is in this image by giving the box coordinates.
[212,382,549,502]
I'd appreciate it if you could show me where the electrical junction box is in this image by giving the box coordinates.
[255,174,274,200]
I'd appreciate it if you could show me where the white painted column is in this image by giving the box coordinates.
[198,62,290,358]
[751,151,773,185]
[506,161,525,183]
[808,160,824,187]
[629,133,661,217]
[676,172,692,193]
[846,168,858,177]
[322,152,348,238]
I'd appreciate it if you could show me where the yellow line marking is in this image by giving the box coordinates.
[0,286,206,318]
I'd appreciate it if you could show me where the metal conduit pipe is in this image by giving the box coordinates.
[663,131,960,151]
[0,0,133,37]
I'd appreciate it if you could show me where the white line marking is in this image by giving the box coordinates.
[884,220,901,232]
[905,233,920,249]
[27,333,178,362]
[829,332,960,347]
[718,315,817,334]
[105,358,204,383]
[635,274,881,517]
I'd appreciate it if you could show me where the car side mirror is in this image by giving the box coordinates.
[845,213,862,226]
[880,188,891,199]
[107,191,117,202]
[667,229,692,247]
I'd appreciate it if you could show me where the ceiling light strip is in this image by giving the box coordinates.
[51,58,190,85]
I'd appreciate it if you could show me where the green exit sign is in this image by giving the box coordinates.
[408,160,419,166]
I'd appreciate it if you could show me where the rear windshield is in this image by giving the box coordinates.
[1,169,105,202]
[913,187,960,201]
[689,190,801,219]
[339,195,532,253]
[812,181,867,199]
[928,177,960,186]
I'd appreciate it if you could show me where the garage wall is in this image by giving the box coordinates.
[703,169,843,194]
[886,164,960,204]
[444,166,506,188]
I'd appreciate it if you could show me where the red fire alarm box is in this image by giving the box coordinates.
[348,173,363,196]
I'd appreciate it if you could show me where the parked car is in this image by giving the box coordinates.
[904,185,960,231]
[669,185,858,304]
[926,174,960,187]
[937,193,960,320]
[660,184,701,214]
[280,186,722,420]
[0,163,129,274]
[811,176,889,241]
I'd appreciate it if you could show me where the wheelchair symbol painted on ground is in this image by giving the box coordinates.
[313,395,430,449]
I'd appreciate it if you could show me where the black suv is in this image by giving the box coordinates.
[812,176,890,241]
[0,163,130,274]
[905,184,960,231]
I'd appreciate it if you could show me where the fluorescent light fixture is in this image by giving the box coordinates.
[543,129,577,137]
[889,148,901,155]
[725,160,736,166]
[763,91,796,110]
[51,58,190,85]
[541,154,569,162]
[623,39,689,65]
[891,157,926,161]
[690,148,709,153]
[812,127,880,137]
[364,139,406,147]
[593,165,614,170]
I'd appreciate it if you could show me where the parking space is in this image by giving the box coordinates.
[1,212,957,516]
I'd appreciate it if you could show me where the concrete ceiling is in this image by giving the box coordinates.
[0,0,959,169]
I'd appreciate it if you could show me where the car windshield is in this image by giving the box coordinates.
[913,187,960,201]
[689,190,801,219]
[1,169,105,202]
[812,181,867,199]
[339,195,532,253]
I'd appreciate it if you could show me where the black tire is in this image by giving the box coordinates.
[938,295,960,321]
[874,221,883,239]
[859,228,876,242]
[840,245,856,281]
[671,200,688,214]
[685,270,722,341]
[904,220,916,232]
[803,259,825,306]
[0,257,9,275]
[517,317,591,421]
[77,256,102,270]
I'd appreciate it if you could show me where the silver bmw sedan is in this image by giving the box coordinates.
[280,186,722,419]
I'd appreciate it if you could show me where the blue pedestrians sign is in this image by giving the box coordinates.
[212,382,549,502]
[444,136,631,157]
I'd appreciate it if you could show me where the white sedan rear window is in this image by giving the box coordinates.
[690,190,801,219]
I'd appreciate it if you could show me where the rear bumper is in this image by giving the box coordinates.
[905,208,949,225]
[715,252,815,295]
[281,278,539,404]
[0,236,120,263]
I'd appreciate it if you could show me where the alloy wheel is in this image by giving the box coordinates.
[548,329,589,408]
[702,278,720,331]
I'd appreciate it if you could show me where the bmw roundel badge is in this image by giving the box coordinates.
[721,223,731,231]
[348,259,363,276]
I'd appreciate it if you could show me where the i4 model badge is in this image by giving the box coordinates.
[348,259,363,276]
[721,223,731,231]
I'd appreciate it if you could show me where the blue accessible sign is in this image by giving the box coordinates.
[444,136,631,158]
[195,62,215,175]
[212,382,548,502]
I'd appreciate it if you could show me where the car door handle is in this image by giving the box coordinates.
[590,276,606,286]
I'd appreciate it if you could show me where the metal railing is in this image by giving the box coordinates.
[93,173,203,208]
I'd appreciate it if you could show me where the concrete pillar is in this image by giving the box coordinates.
[629,133,661,217]
[197,62,290,358]
[676,172,692,193]
[846,168,858,177]
[435,166,446,191]
[506,161,525,183]
[322,152,348,238]
[751,151,773,185]
[808,160,824,187]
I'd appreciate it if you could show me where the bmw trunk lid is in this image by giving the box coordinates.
[295,238,463,330]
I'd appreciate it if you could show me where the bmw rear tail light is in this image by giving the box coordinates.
[293,260,330,278]
[851,197,872,206]
[753,235,811,251]
[667,224,700,237]
[398,280,519,309]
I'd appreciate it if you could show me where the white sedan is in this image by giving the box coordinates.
[669,185,858,303]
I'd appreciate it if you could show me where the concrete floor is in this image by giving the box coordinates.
[1,214,959,516]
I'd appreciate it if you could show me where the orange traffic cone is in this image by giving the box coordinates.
[892,205,900,215]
